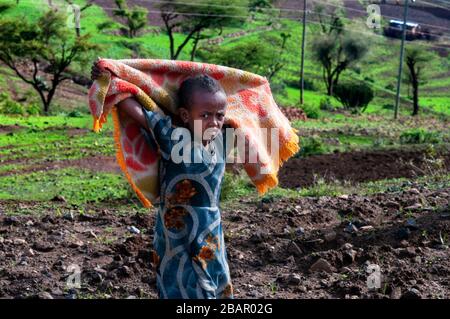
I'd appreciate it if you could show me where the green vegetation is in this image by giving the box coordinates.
[0,0,448,211]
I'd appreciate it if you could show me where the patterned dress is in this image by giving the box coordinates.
[141,107,233,299]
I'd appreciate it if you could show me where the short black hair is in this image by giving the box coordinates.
[178,74,224,109]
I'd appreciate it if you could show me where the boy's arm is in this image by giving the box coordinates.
[116,97,150,131]
[117,97,176,160]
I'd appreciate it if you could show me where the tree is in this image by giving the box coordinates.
[158,0,249,60]
[334,81,374,113]
[113,0,148,38]
[0,10,98,113]
[311,3,368,96]
[249,0,273,12]
[404,47,429,116]
[198,32,290,80]
[313,3,345,35]
[312,34,368,96]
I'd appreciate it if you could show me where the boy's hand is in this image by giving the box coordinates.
[91,58,106,81]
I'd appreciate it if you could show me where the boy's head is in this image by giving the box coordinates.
[178,74,227,143]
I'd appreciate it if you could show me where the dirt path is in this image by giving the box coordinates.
[0,184,448,299]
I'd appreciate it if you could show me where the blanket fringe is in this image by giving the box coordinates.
[111,107,152,208]
[253,129,300,195]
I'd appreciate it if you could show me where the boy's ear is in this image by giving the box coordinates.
[178,107,190,123]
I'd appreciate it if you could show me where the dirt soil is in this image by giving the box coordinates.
[0,183,448,299]
[279,148,450,188]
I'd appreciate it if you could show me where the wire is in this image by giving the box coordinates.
[12,0,450,50]
[419,0,450,11]
[125,0,303,14]
[114,0,450,38]
[311,0,450,33]
[90,4,450,45]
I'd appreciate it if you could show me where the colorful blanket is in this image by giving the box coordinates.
[88,59,300,208]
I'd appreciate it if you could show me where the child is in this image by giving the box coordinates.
[92,64,234,299]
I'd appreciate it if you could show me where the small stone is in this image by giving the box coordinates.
[51,288,63,296]
[119,265,132,277]
[87,230,98,239]
[4,216,20,225]
[126,295,137,299]
[295,227,305,236]
[400,240,409,247]
[396,228,411,240]
[360,226,374,232]
[13,238,27,245]
[341,243,353,250]
[287,273,302,285]
[344,223,358,234]
[343,249,357,264]
[338,195,349,200]
[27,248,35,256]
[405,218,419,230]
[340,267,352,274]
[51,195,67,202]
[94,267,108,276]
[324,231,336,242]
[38,292,54,299]
[33,241,54,252]
[408,188,420,195]
[406,247,416,257]
[25,220,34,227]
[404,203,422,211]
[0,236,4,244]
[385,201,400,209]
[414,256,422,263]
[287,241,303,257]
[390,287,402,299]
[69,240,84,248]
[400,288,421,299]
[309,258,334,273]
[127,226,141,234]
[63,212,74,221]
[298,286,307,293]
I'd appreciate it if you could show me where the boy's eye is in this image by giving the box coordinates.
[201,114,209,118]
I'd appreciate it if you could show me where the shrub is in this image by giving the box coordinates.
[300,104,321,119]
[400,128,441,145]
[319,97,335,111]
[333,81,374,113]
[296,136,327,157]
[67,110,84,118]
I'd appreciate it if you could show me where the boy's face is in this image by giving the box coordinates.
[179,90,227,144]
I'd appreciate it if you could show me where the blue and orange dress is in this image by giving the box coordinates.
[141,107,234,299]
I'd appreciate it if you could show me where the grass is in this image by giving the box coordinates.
[0,167,130,204]
[0,1,449,211]
[1,0,449,117]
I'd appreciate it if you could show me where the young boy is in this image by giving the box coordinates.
[92,65,234,299]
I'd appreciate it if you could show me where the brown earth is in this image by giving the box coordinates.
[0,184,448,299]
[279,148,450,189]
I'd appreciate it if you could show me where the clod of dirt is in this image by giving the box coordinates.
[309,258,335,273]
[401,288,422,299]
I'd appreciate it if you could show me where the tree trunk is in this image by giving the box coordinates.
[190,30,201,61]
[412,81,419,116]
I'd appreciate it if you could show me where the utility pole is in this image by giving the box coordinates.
[394,0,414,119]
[300,0,307,105]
